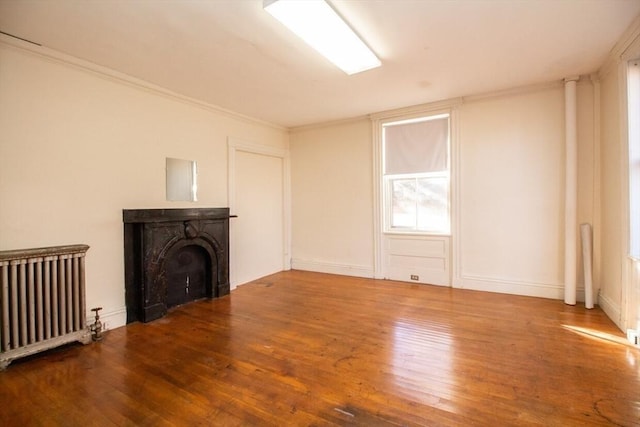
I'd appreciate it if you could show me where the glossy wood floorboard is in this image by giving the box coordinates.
[1,270,638,426]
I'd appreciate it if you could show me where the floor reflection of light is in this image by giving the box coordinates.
[562,324,640,376]
[628,348,638,369]
[391,319,456,412]
[561,324,636,347]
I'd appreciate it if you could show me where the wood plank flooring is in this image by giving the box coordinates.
[1,270,639,426]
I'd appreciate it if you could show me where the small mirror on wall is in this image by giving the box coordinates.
[166,157,198,202]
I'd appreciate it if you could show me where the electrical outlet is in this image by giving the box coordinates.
[627,329,639,346]
[410,275,419,281]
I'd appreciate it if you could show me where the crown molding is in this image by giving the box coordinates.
[462,80,565,104]
[289,114,371,134]
[369,97,463,122]
[599,14,640,78]
[0,33,286,132]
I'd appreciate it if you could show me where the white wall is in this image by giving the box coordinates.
[598,66,624,323]
[291,83,596,300]
[457,84,594,298]
[290,119,374,277]
[456,87,565,296]
[0,40,288,329]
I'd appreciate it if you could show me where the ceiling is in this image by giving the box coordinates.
[1,0,639,128]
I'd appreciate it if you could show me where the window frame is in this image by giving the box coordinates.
[628,58,640,260]
[381,113,451,235]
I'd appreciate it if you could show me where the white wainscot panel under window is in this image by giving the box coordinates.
[384,235,450,286]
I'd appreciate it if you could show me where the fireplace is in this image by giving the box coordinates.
[123,208,231,323]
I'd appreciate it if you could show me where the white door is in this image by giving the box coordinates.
[229,141,288,288]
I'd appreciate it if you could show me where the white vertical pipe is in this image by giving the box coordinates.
[564,77,579,305]
[590,74,601,304]
[581,223,594,309]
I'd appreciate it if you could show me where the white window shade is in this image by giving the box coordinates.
[384,117,449,175]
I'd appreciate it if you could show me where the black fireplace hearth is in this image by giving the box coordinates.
[123,208,231,323]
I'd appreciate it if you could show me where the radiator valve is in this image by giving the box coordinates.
[90,307,103,341]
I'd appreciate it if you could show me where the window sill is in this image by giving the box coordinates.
[384,230,451,237]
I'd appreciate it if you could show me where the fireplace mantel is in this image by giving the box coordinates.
[123,208,231,223]
[123,208,231,323]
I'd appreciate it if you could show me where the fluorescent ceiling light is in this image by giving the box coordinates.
[264,0,381,75]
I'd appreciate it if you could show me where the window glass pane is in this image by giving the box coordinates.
[416,177,449,232]
[391,178,417,229]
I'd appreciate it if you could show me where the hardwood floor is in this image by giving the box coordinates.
[1,270,638,426]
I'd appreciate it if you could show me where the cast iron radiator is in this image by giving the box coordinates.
[0,244,91,370]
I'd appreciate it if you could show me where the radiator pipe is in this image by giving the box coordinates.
[90,307,103,341]
[564,77,579,305]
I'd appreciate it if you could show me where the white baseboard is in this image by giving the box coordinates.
[455,275,600,304]
[291,258,374,279]
[598,292,622,330]
[456,275,565,300]
[85,306,127,332]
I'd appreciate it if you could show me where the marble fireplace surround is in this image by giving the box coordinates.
[123,208,231,323]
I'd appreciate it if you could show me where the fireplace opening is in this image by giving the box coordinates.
[166,244,211,308]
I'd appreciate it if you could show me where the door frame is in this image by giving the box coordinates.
[227,138,291,287]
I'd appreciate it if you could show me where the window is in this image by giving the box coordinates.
[382,114,450,234]
[629,60,640,259]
